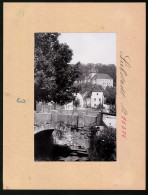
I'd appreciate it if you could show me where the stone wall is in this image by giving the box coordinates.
[36,103,100,116]
[34,111,101,127]
[36,104,53,113]
[35,113,52,124]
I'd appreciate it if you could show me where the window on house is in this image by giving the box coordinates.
[94,104,96,106]
[94,98,96,101]
[97,93,98,95]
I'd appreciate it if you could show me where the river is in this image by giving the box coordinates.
[34,127,91,161]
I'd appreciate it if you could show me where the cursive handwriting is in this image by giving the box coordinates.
[121,104,128,138]
[120,51,131,98]
[121,103,128,115]
[17,98,26,103]
[120,51,131,139]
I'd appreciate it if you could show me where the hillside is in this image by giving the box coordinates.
[72,63,116,86]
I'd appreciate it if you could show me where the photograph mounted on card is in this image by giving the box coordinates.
[3,3,145,190]
[34,32,116,162]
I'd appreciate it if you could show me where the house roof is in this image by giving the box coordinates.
[92,88,103,92]
[85,92,92,98]
[82,91,90,99]
[91,85,103,92]
[82,85,103,99]
[92,73,113,80]
[82,91,88,98]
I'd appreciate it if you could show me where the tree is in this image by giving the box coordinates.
[97,103,103,110]
[34,33,81,107]
[109,104,116,114]
[73,98,80,108]
[89,126,116,161]
[103,86,116,105]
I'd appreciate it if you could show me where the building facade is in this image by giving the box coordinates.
[92,74,113,88]
[74,67,113,88]
[91,91,104,108]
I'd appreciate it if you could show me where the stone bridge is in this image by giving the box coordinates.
[34,111,116,135]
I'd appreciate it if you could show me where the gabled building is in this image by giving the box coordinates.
[91,73,113,88]
[74,66,113,88]
[82,85,104,108]
[90,87,104,108]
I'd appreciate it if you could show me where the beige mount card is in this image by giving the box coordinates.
[3,3,146,190]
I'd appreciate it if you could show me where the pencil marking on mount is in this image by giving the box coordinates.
[120,51,131,139]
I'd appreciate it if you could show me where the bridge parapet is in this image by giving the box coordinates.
[34,123,56,135]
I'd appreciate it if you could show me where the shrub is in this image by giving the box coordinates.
[109,104,116,114]
[89,126,116,161]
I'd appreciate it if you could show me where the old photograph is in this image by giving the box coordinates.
[34,33,116,161]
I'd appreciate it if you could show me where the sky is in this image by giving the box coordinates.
[58,33,116,65]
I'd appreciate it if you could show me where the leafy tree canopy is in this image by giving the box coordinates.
[103,86,116,105]
[73,98,80,108]
[35,33,81,105]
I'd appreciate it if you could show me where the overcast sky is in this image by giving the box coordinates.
[58,33,116,65]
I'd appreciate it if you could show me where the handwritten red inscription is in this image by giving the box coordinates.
[121,103,127,139]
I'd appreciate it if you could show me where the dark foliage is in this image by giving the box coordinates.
[88,126,116,161]
[34,33,81,105]
[73,98,80,108]
[103,86,116,105]
[34,130,71,161]
[75,63,116,86]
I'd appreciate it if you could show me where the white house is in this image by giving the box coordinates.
[91,89,104,108]
[92,74,113,88]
